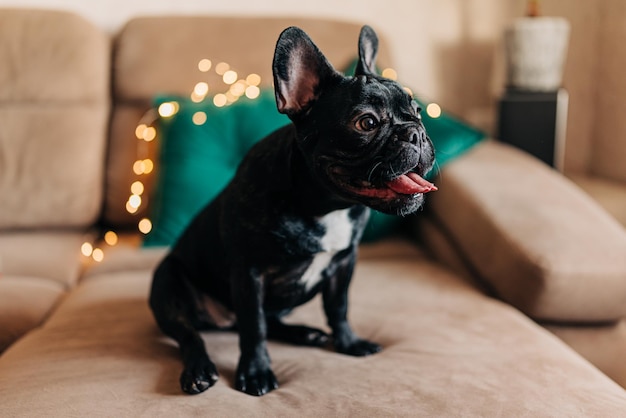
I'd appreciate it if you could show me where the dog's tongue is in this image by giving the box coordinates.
[386,172,438,195]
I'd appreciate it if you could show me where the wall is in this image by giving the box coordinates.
[0,0,619,178]
[0,0,516,128]
[536,0,601,175]
[589,0,626,182]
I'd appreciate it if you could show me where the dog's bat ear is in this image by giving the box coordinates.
[273,27,339,117]
[356,25,379,77]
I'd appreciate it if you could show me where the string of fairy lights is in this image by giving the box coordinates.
[80,59,442,263]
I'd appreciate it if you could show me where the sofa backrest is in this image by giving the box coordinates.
[0,9,110,230]
[104,16,392,229]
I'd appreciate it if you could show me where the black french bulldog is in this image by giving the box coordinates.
[149,25,436,397]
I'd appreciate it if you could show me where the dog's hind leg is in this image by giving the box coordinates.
[149,256,219,394]
[266,315,330,347]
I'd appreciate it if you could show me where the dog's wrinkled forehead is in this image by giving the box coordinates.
[348,75,417,119]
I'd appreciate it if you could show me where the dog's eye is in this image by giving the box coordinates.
[411,100,422,120]
[356,115,379,132]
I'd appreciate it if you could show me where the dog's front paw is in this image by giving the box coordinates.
[235,356,278,396]
[335,338,382,357]
[180,359,219,394]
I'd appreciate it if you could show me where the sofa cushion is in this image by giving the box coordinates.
[0,9,109,229]
[0,230,88,350]
[82,233,166,279]
[0,231,89,287]
[0,9,109,102]
[427,140,626,322]
[2,243,626,415]
[547,320,626,389]
[0,276,65,352]
[0,106,108,229]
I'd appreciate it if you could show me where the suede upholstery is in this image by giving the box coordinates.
[427,141,626,322]
[3,8,626,416]
[3,241,626,416]
[0,9,109,230]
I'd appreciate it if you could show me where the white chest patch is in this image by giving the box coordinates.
[301,209,353,291]
[318,209,353,252]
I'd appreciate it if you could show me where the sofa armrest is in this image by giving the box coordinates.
[425,140,626,322]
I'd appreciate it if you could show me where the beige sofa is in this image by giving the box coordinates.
[2,8,626,416]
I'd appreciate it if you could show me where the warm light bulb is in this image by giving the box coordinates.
[81,242,93,257]
[158,102,179,118]
[126,201,138,214]
[190,92,204,103]
[104,231,118,246]
[215,62,230,76]
[130,181,144,195]
[143,159,154,174]
[246,73,261,86]
[245,85,260,99]
[382,68,398,81]
[192,111,207,125]
[223,70,238,85]
[92,248,104,263]
[133,160,146,175]
[138,218,153,234]
[128,194,142,209]
[213,94,228,107]
[194,82,209,96]
[426,103,442,118]
[230,81,246,97]
[198,58,212,72]
[142,127,157,142]
[135,124,147,139]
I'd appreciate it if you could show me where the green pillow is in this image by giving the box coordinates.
[144,91,290,246]
[144,88,485,247]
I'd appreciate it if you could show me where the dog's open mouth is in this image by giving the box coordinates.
[330,167,437,200]
[386,172,437,194]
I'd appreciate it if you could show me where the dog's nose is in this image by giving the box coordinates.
[408,128,425,146]
[410,128,432,150]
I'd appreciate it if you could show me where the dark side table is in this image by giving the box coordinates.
[497,88,569,171]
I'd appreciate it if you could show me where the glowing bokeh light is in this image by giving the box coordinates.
[245,85,260,99]
[135,124,147,139]
[104,231,118,246]
[128,194,142,209]
[81,242,93,257]
[158,102,179,118]
[138,218,153,234]
[426,103,442,118]
[192,111,207,125]
[382,68,398,81]
[142,126,157,142]
[143,159,154,174]
[215,62,230,75]
[213,94,228,107]
[92,248,104,263]
[130,181,144,195]
[198,59,212,72]
[194,82,209,96]
[246,73,261,86]
[223,70,238,85]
